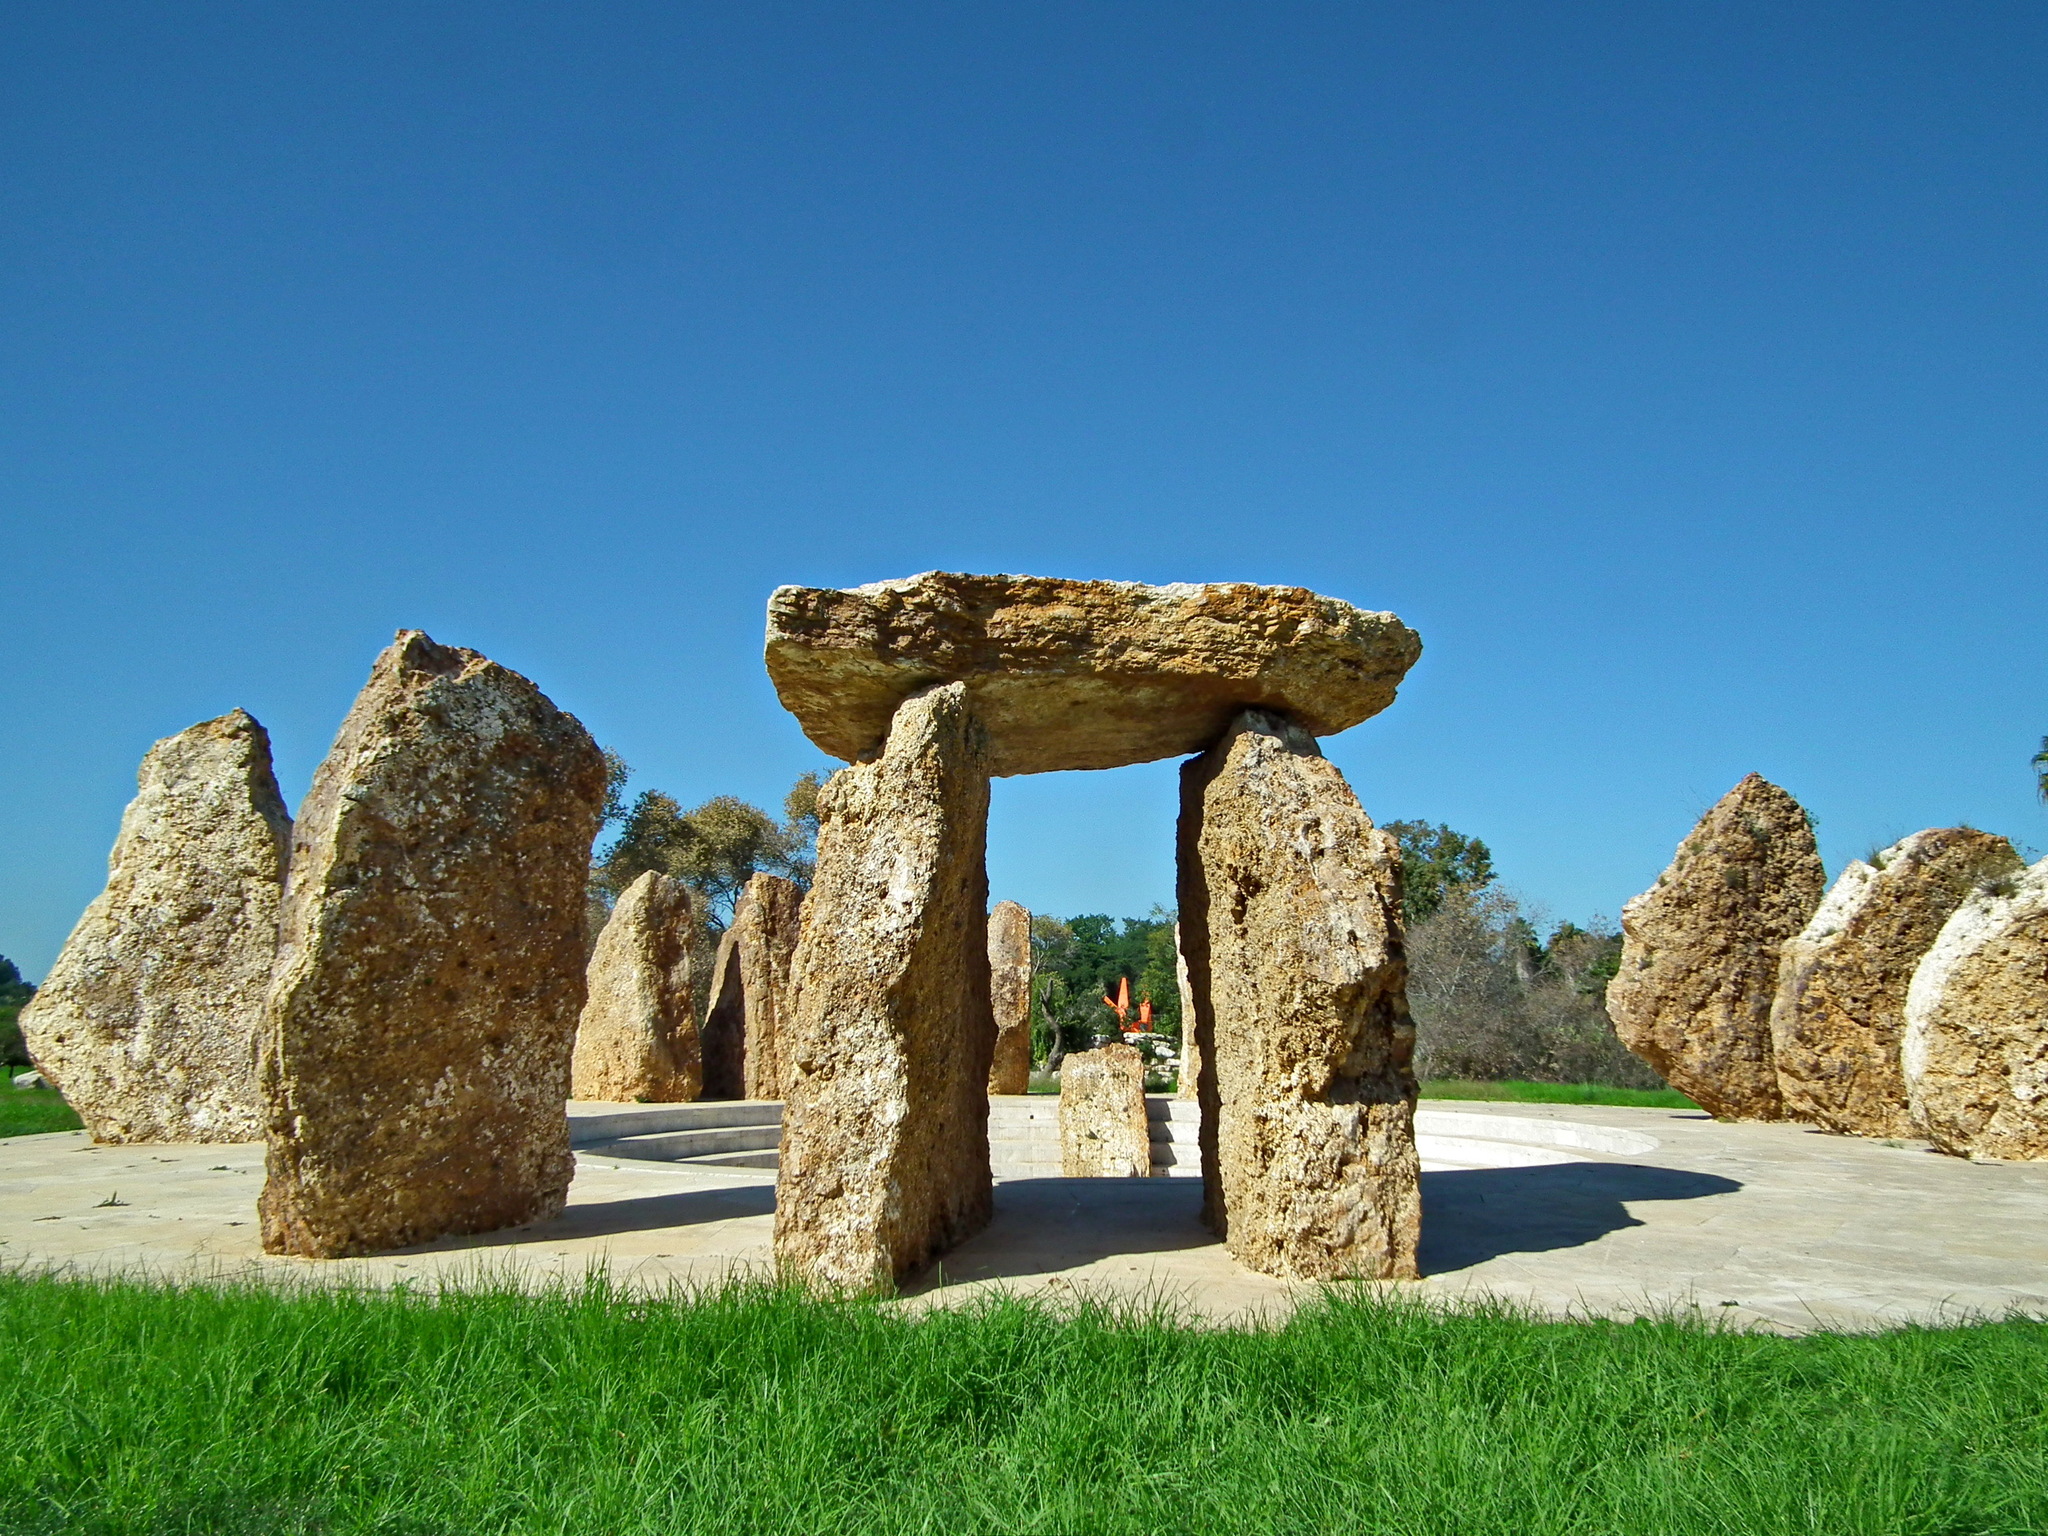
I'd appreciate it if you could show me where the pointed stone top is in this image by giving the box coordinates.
[765,572,1421,775]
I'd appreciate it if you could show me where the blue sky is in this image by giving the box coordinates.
[4,2,2045,978]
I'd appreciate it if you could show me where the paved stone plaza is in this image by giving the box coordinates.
[3,1099,2044,1332]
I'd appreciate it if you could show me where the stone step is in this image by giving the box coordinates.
[579,1125,783,1161]
[568,1100,782,1147]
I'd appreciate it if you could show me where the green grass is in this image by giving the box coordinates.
[1,1273,2043,1535]
[0,1088,81,1138]
[1421,1078,1699,1110]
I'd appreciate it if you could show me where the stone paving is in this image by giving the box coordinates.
[3,1100,2044,1332]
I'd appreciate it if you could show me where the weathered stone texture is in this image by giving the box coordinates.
[702,874,806,1100]
[1178,710,1420,1281]
[570,872,701,1103]
[1904,859,2048,1161]
[23,710,290,1143]
[766,572,1422,776]
[1608,774,1825,1121]
[1173,921,1199,1100]
[774,683,996,1290]
[1058,1043,1150,1176]
[258,632,606,1258]
[1774,829,2022,1138]
[987,901,1033,1095]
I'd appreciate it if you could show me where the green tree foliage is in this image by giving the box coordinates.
[0,955,36,1067]
[1027,909,1180,1063]
[593,770,825,927]
[1381,820,1496,923]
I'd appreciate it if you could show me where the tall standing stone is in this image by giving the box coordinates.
[1904,859,2048,1161]
[702,874,805,1100]
[1178,709,1420,1281]
[774,683,995,1291]
[1058,1043,1150,1176]
[23,710,289,1143]
[1608,774,1825,1121]
[258,632,606,1258]
[1173,921,1200,1101]
[570,871,701,1103]
[1774,829,2022,1138]
[987,900,1033,1094]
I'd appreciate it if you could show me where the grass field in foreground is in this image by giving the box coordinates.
[1,1274,2043,1535]
[1421,1078,1699,1110]
[0,1088,81,1138]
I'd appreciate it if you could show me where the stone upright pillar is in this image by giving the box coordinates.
[1058,1043,1150,1176]
[774,682,995,1291]
[571,871,701,1103]
[1773,828,2022,1137]
[987,900,1033,1095]
[1173,921,1200,1101]
[259,631,606,1258]
[23,710,290,1144]
[1608,774,1825,1121]
[1904,858,2048,1161]
[702,873,805,1100]
[1178,709,1420,1281]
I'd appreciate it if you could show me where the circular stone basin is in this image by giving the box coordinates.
[1413,1110,1661,1172]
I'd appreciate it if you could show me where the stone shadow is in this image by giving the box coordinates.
[897,1177,1213,1292]
[1420,1162,1741,1276]
[414,1182,778,1252]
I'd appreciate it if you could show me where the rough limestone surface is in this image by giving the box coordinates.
[987,901,1033,1095]
[1903,858,2048,1161]
[1608,774,1825,1122]
[570,872,701,1103]
[1774,829,2023,1138]
[701,874,805,1100]
[766,572,1422,776]
[1058,1043,1150,1176]
[22,710,290,1143]
[259,631,606,1258]
[1178,709,1420,1281]
[1174,921,1200,1101]
[701,926,747,1099]
[774,682,995,1291]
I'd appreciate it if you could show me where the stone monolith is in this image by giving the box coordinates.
[767,573,1422,775]
[22,710,289,1143]
[774,682,995,1291]
[1608,774,1825,1121]
[1903,858,2048,1160]
[1173,921,1200,1100]
[703,874,806,1100]
[1058,1043,1150,1176]
[259,631,606,1258]
[1774,829,2023,1138]
[570,871,701,1103]
[988,900,1033,1095]
[1178,709,1420,1281]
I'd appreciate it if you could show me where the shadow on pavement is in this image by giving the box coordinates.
[1420,1161,1741,1275]
[419,1181,779,1252]
[899,1177,1212,1293]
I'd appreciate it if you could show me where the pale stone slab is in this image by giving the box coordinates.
[1609,774,1825,1121]
[1058,1044,1150,1176]
[766,572,1421,776]
[773,683,996,1291]
[1774,829,2022,1138]
[258,631,607,1258]
[23,710,290,1144]
[1178,709,1420,1281]
[1905,858,2048,1161]
[571,872,701,1103]
[987,901,1033,1095]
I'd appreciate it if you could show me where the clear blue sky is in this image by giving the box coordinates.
[4,3,2045,979]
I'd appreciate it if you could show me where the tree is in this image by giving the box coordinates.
[592,773,824,926]
[0,955,36,1067]
[1381,820,1495,924]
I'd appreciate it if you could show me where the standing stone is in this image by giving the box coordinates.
[1774,829,2023,1138]
[1608,774,1825,1121]
[701,925,747,1099]
[1173,921,1200,1101]
[1904,858,2048,1161]
[774,683,995,1291]
[1178,709,1420,1282]
[1058,1043,1150,1176]
[23,710,289,1143]
[570,872,701,1103]
[987,901,1033,1095]
[702,874,806,1100]
[258,632,606,1258]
